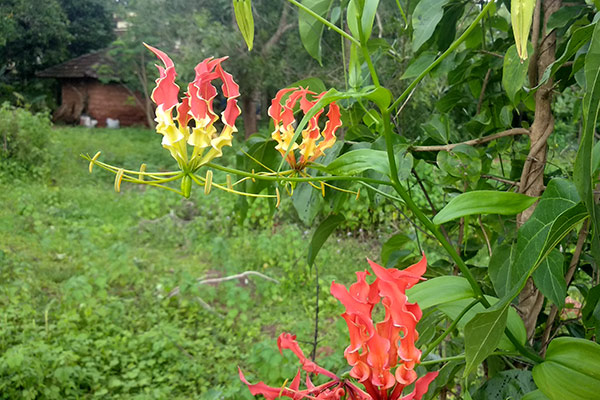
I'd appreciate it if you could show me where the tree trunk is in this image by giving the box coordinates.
[517,0,561,340]
[242,90,258,139]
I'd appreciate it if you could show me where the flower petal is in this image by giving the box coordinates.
[400,371,438,400]
[145,43,180,112]
[277,333,338,380]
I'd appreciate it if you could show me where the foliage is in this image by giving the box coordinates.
[0,127,376,399]
[0,103,52,179]
[0,0,116,108]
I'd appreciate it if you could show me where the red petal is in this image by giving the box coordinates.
[223,98,241,127]
[176,94,191,128]
[400,371,438,400]
[277,333,338,380]
[268,87,297,123]
[215,60,240,99]
[145,44,180,111]
[144,43,174,69]
[238,367,295,400]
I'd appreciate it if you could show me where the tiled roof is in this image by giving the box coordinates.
[37,50,112,79]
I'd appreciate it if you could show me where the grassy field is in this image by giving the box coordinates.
[0,126,384,399]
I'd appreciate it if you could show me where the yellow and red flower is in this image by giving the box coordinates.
[269,87,342,170]
[240,255,438,400]
[145,43,241,171]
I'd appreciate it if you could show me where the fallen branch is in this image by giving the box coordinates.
[168,270,280,298]
[410,128,529,152]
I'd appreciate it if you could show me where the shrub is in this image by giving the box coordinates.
[0,103,52,180]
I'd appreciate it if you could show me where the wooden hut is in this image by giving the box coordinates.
[37,50,148,127]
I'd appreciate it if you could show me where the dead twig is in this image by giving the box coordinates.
[168,270,280,298]
[410,128,530,152]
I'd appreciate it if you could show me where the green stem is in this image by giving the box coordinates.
[388,0,496,112]
[394,0,408,27]
[286,0,360,47]
[422,299,479,359]
[420,351,517,366]
[206,163,392,186]
[356,12,380,87]
[381,110,486,302]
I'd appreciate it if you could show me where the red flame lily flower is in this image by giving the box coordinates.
[240,255,438,399]
[145,43,241,171]
[268,87,342,170]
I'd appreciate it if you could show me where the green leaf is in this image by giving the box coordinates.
[509,179,583,290]
[464,304,509,377]
[346,0,380,42]
[233,0,254,51]
[433,191,538,225]
[502,44,530,104]
[532,249,566,308]
[411,0,451,52]
[421,114,449,144]
[511,0,536,60]
[406,276,475,310]
[436,297,526,351]
[436,144,481,185]
[489,242,517,298]
[381,234,412,267]
[364,86,392,109]
[522,390,551,400]
[327,149,390,176]
[472,370,537,400]
[533,338,600,400]
[539,23,595,87]
[298,0,333,64]
[574,20,600,264]
[292,182,322,225]
[401,51,437,80]
[546,6,584,32]
[287,77,327,93]
[307,214,345,266]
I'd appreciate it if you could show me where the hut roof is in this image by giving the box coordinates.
[37,50,113,79]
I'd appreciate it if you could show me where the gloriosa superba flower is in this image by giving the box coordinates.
[269,87,342,170]
[239,255,438,400]
[144,43,240,171]
[84,45,350,202]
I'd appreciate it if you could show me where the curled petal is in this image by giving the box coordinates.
[366,333,395,389]
[145,43,180,112]
[277,333,338,380]
[238,367,296,400]
[400,371,438,400]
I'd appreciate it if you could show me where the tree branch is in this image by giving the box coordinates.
[167,271,280,297]
[476,69,492,114]
[262,5,294,56]
[410,128,530,152]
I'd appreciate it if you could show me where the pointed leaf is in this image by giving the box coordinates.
[511,0,536,60]
[433,191,538,225]
[464,304,509,376]
[489,242,517,298]
[233,0,254,51]
[539,23,595,86]
[502,44,530,104]
[532,249,566,308]
[307,214,345,266]
[411,0,451,52]
[298,0,334,64]
[509,179,583,290]
[406,276,475,310]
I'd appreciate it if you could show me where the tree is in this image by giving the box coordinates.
[58,0,116,57]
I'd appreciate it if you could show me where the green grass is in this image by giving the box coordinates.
[0,126,381,399]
